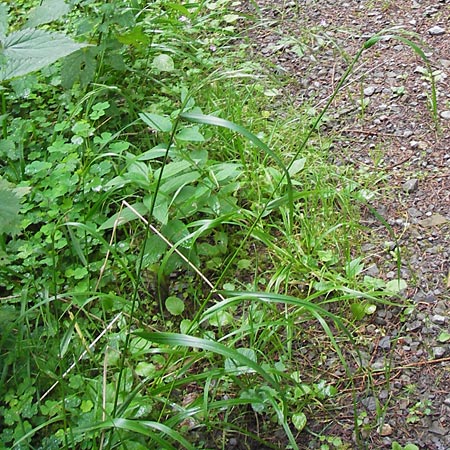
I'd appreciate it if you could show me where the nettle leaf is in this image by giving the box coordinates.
[61,48,97,89]
[0,28,90,81]
[0,179,30,235]
[25,0,71,28]
[0,4,8,41]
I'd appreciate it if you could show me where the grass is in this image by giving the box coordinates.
[0,0,438,449]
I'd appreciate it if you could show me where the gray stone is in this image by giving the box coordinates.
[429,421,447,436]
[433,346,447,358]
[431,314,447,324]
[440,110,450,119]
[364,86,376,97]
[402,178,419,193]
[379,336,391,350]
[428,26,446,36]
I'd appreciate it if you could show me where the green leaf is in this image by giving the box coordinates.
[99,202,147,230]
[385,278,407,294]
[0,28,90,81]
[61,48,97,89]
[225,348,257,375]
[165,296,184,316]
[135,332,281,391]
[0,179,30,235]
[180,112,294,229]
[292,412,307,431]
[25,0,71,28]
[438,332,450,343]
[288,158,306,176]
[139,112,172,132]
[152,54,174,72]
[175,126,205,142]
[0,4,8,41]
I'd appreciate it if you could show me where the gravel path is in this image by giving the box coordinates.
[242,1,450,448]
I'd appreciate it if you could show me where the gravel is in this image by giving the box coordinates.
[241,1,450,448]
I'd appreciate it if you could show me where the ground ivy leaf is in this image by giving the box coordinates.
[165,296,184,316]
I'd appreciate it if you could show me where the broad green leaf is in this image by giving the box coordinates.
[116,26,149,47]
[180,112,294,228]
[292,412,307,431]
[142,235,167,267]
[25,0,71,28]
[225,348,257,375]
[385,278,407,294]
[165,296,185,316]
[152,54,174,72]
[139,112,172,132]
[288,158,306,176]
[99,202,147,230]
[175,126,205,142]
[0,179,30,235]
[61,48,97,89]
[0,28,90,81]
[0,4,8,41]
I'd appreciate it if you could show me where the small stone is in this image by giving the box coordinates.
[364,86,376,96]
[402,178,419,193]
[378,423,393,436]
[440,110,450,119]
[366,264,379,277]
[361,396,377,411]
[432,346,446,358]
[428,25,446,36]
[431,314,447,324]
[408,207,422,218]
[406,320,422,331]
[379,336,391,350]
[429,421,447,436]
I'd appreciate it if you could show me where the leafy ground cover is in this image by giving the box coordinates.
[1,0,446,449]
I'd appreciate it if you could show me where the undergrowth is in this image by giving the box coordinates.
[0,1,437,449]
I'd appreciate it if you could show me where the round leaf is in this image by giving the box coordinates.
[165,296,184,316]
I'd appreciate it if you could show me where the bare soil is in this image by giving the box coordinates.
[239,1,450,449]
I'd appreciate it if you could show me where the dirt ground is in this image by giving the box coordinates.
[240,1,450,449]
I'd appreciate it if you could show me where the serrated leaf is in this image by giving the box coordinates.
[61,48,97,89]
[0,28,90,81]
[0,4,8,41]
[165,296,184,316]
[292,412,307,431]
[152,54,174,72]
[25,0,71,28]
[139,112,172,132]
[0,179,30,235]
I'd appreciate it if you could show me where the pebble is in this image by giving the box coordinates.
[431,314,447,324]
[433,347,447,358]
[428,26,446,36]
[364,86,377,97]
[440,110,450,119]
[402,178,419,193]
[379,336,391,350]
